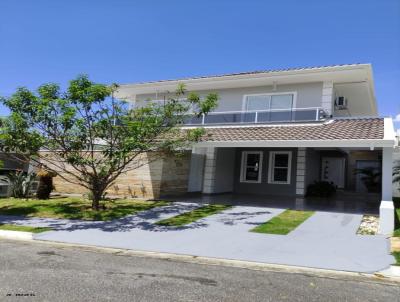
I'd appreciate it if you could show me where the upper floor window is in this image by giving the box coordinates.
[244,93,295,111]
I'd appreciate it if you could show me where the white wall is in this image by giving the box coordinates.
[333,82,377,117]
[135,82,323,112]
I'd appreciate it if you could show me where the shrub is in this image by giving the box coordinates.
[8,171,37,198]
[306,181,336,198]
[354,167,381,193]
[393,161,400,195]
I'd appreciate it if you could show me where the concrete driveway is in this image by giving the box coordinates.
[1,202,394,273]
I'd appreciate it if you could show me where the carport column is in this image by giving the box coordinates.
[379,147,394,235]
[296,148,306,196]
[202,147,217,194]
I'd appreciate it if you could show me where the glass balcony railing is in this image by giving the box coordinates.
[184,107,327,125]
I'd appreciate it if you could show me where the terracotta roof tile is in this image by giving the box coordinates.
[201,118,384,142]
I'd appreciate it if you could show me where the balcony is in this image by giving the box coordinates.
[184,107,328,126]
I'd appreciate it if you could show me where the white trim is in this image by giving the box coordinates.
[241,91,298,112]
[240,151,263,183]
[115,64,373,98]
[195,139,395,148]
[268,151,292,184]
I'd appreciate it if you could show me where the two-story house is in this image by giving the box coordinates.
[113,64,397,234]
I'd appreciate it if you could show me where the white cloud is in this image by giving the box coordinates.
[394,114,400,122]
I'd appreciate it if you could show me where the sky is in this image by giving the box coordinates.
[0,0,399,128]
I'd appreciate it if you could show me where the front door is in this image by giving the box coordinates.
[321,157,346,188]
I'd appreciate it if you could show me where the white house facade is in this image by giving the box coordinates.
[116,64,399,235]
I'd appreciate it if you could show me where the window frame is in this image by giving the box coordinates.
[240,151,263,183]
[241,91,297,112]
[268,151,292,184]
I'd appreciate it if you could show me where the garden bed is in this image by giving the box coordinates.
[356,215,379,235]
[0,224,51,233]
[250,210,314,235]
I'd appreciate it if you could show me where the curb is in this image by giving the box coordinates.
[378,265,400,279]
[0,230,34,240]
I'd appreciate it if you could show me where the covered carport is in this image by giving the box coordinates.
[186,117,397,234]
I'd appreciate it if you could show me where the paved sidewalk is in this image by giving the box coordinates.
[1,203,395,273]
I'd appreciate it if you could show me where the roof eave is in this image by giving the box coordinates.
[115,64,374,98]
[195,138,395,148]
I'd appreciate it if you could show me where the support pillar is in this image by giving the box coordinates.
[296,148,307,196]
[379,147,394,235]
[202,147,217,194]
[187,147,206,192]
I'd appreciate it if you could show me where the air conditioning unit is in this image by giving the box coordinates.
[335,96,348,109]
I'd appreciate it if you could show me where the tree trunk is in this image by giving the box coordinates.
[90,185,105,211]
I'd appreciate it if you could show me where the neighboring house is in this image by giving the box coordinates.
[113,64,398,234]
[0,153,29,175]
[0,153,30,197]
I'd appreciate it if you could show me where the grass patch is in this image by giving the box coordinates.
[394,197,400,237]
[156,204,232,227]
[0,197,169,221]
[393,252,400,266]
[0,224,51,233]
[251,210,314,235]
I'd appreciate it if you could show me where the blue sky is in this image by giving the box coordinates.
[1,0,399,127]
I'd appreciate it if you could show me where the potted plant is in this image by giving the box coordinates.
[36,169,57,199]
[354,167,381,193]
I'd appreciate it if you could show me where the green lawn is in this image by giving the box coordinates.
[251,210,314,235]
[394,197,400,237]
[0,197,169,221]
[156,204,232,226]
[0,224,51,233]
[393,252,400,266]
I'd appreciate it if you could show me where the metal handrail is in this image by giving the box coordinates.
[185,107,327,125]
[205,107,324,115]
